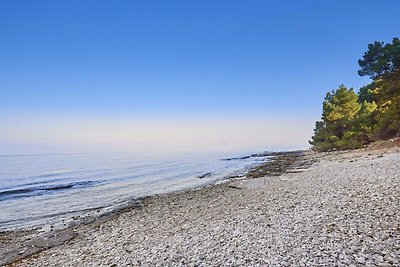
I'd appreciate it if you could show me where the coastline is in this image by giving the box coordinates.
[0,150,305,266]
[2,143,400,266]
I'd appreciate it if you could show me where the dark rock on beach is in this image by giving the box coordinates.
[246,150,316,178]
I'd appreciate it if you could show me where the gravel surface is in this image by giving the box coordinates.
[8,147,400,266]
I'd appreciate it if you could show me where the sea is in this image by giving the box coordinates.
[0,150,269,230]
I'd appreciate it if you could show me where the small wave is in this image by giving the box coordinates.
[0,188,33,196]
[197,172,212,179]
[16,177,74,188]
[28,169,73,180]
[0,181,100,201]
[221,156,251,161]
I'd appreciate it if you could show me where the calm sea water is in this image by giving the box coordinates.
[0,151,268,230]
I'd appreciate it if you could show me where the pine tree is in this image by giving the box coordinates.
[310,85,362,151]
[358,38,400,139]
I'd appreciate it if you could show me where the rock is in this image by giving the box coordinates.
[355,256,366,264]
[6,149,400,267]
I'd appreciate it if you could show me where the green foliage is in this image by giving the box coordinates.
[322,85,360,139]
[358,38,400,79]
[310,37,399,151]
[344,101,378,146]
[372,75,400,139]
[309,121,333,151]
[310,86,364,151]
[358,38,400,139]
[358,83,375,103]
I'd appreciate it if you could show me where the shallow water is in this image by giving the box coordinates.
[0,151,268,230]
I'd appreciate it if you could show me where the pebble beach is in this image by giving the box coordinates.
[2,142,400,266]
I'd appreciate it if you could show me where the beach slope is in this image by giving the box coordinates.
[6,144,400,266]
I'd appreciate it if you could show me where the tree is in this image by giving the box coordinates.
[358,38,400,139]
[310,85,362,151]
[322,85,361,139]
[339,101,378,149]
[310,38,400,151]
[371,76,400,139]
[358,38,400,79]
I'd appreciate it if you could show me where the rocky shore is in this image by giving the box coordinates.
[2,141,400,266]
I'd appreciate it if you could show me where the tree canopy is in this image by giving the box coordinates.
[310,38,399,151]
[358,38,400,79]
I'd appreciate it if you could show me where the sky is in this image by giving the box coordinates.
[1,0,399,153]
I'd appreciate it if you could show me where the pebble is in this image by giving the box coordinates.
[8,149,400,267]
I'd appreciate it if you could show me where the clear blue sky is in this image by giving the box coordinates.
[0,1,399,152]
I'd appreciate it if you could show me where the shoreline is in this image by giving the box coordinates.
[0,150,307,266]
[2,143,400,266]
[0,150,279,232]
